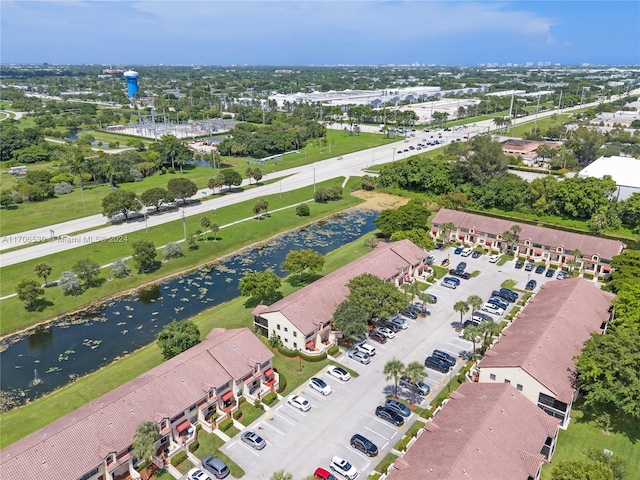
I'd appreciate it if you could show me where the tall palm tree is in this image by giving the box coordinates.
[383,358,405,399]
[466,295,483,316]
[200,216,211,241]
[211,223,219,242]
[463,324,483,356]
[404,361,427,405]
[34,263,52,287]
[453,300,470,324]
[440,222,456,242]
[133,421,159,480]
[480,322,502,353]
[270,470,293,480]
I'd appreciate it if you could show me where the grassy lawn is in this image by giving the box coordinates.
[496,255,511,266]
[431,265,447,279]
[470,270,481,278]
[237,401,265,426]
[175,459,196,475]
[540,402,640,480]
[373,452,399,475]
[501,279,518,290]
[0,178,362,335]
[194,431,245,478]
[0,222,380,448]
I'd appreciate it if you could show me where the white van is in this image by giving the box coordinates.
[461,247,473,257]
[357,343,376,357]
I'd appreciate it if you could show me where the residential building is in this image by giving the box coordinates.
[431,208,626,276]
[500,139,562,164]
[578,155,640,200]
[477,278,613,427]
[252,240,428,351]
[0,328,276,480]
[386,382,560,480]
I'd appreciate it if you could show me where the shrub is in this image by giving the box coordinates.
[295,203,310,216]
[110,259,131,278]
[233,409,243,420]
[163,242,183,260]
[278,345,299,357]
[50,172,75,185]
[262,391,278,406]
[188,441,199,452]
[327,344,339,356]
[361,175,376,191]
[170,451,187,467]
[299,350,327,362]
[218,418,234,432]
[583,272,595,280]
[195,423,202,432]
[59,271,81,295]
[396,435,411,452]
[276,372,287,393]
[54,182,74,195]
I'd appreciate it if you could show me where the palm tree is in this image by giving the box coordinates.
[252,200,263,220]
[246,167,254,185]
[463,324,483,356]
[440,222,456,243]
[383,358,405,399]
[568,249,583,275]
[270,470,293,480]
[34,263,52,287]
[492,116,504,132]
[466,295,483,316]
[200,216,211,241]
[404,361,427,405]
[133,421,159,480]
[401,282,420,304]
[480,321,502,353]
[211,223,219,242]
[453,300,470,324]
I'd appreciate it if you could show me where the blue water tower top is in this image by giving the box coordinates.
[123,70,139,78]
[123,70,139,98]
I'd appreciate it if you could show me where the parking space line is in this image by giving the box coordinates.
[365,423,396,440]
[261,420,286,435]
[284,404,309,417]
[345,445,374,463]
[274,410,297,425]
[236,441,261,456]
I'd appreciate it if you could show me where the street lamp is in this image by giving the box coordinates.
[392,147,396,162]
[313,168,316,193]
[181,208,187,240]
[135,198,148,233]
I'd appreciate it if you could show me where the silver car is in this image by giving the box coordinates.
[348,349,371,365]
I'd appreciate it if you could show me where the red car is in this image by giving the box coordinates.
[314,467,338,480]
[369,330,387,344]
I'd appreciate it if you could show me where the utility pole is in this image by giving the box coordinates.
[392,147,397,162]
[182,208,187,240]
[557,90,563,114]
[507,92,515,133]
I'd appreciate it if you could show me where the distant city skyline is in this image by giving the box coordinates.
[1,1,639,66]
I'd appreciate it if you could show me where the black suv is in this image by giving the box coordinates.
[375,406,405,426]
[432,349,456,367]
[456,262,467,271]
[350,434,379,457]
[449,269,471,280]
[425,356,450,373]
[499,288,518,302]
[515,260,524,269]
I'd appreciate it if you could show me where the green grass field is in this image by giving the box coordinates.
[0,178,364,335]
[0,228,378,448]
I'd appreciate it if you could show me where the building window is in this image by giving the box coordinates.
[277,324,280,330]
[293,342,297,349]
[293,331,297,337]
[284,337,288,343]
[284,327,288,332]
[489,374,496,381]
[517,384,523,391]
[504,379,511,384]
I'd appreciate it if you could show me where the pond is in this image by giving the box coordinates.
[0,209,379,408]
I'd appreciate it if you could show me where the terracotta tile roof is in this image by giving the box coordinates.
[252,240,427,335]
[0,328,272,480]
[386,383,560,480]
[432,208,625,260]
[478,278,612,403]
[206,327,273,380]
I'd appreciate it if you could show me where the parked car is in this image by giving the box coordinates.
[557,271,568,280]
[327,365,351,381]
[426,254,436,264]
[399,376,431,396]
[535,265,546,274]
[309,377,332,395]
[348,349,371,364]
[488,254,500,263]
[369,331,387,344]
[472,250,482,259]
[356,343,376,357]
[482,303,505,316]
[499,288,519,302]
[375,406,405,426]
[188,468,214,480]
[202,456,230,479]
[424,356,450,373]
[460,247,473,257]
[456,262,467,271]
[376,326,396,339]
[440,258,451,268]
[399,309,417,320]
[241,431,266,450]
[426,294,438,304]
[336,156,344,160]
[525,279,537,291]
[444,276,460,286]
[449,269,471,280]
[350,434,379,457]
[454,247,463,254]
[314,468,338,480]
[472,311,493,323]
[330,456,359,480]
[432,349,456,367]
[441,278,457,289]
[545,269,556,278]
[488,296,509,310]
[525,263,535,271]
[385,399,411,417]
[288,394,311,412]
[515,260,524,269]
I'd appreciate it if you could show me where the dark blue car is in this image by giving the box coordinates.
[525,279,537,291]
[454,247,463,254]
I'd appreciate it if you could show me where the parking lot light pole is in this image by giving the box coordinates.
[135,198,148,233]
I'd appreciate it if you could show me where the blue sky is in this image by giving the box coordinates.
[2,1,639,66]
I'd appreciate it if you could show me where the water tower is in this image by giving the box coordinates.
[123,70,139,98]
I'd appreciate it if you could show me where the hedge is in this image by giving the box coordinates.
[299,350,327,362]
[395,435,411,452]
[327,345,340,356]
[233,409,243,420]
[188,441,199,452]
[262,391,279,406]
[218,418,234,432]
[278,346,298,357]
[170,451,187,467]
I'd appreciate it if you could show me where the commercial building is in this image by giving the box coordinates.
[386,382,560,480]
[252,240,428,352]
[477,278,613,427]
[431,208,626,277]
[0,328,276,480]
[578,155,640,200]
[500,139,562,164]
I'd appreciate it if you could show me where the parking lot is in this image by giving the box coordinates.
[219,248,554,478]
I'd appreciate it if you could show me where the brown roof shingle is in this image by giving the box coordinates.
[0,328,273,480]
[253,240,427,335]
[385,383,560,480]
[432,208,625,260]
[478,278,613,402]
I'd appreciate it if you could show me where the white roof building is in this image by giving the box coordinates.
[578,156,640,200]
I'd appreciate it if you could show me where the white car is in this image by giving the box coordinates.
[482,303,504,315]
[309,377,332,395]
[376,326,396,339]
[330,456,359,480]
[488,254,500,263]
[187,468,214,480]
[287,394,311,412]
[327,365,351,381]
[348,349,371,365]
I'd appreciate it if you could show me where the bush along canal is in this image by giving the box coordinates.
[0,209,378,408]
